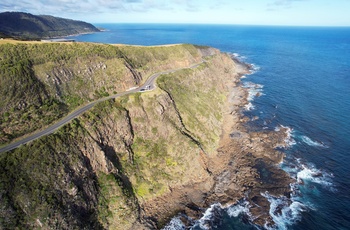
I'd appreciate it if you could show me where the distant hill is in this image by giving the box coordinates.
[0,12,100,40]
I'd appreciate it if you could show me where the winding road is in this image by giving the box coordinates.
[0,61,204,154]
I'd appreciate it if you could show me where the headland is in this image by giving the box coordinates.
[0,41,292,229]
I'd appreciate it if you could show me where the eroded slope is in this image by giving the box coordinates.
[0,43,291,229]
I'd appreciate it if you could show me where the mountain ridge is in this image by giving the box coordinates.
[0,12,100,40]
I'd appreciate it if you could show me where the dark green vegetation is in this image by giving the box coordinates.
[0,12,100,40]
[0,98,136,228]
[0,122,104,229]
[0,41,234,229]
[0,42,122,144]
[0,42,202,145]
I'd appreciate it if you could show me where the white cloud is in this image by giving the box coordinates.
[0,0,230,15]
[267,0,308,10]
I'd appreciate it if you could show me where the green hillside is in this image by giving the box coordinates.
[0,12,100,40]
[0,41,241,229]
[0,42,203,145]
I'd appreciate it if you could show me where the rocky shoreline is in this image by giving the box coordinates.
[136,56,293,229]
[0,43,293,229]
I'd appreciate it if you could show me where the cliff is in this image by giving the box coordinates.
[0,42,203,145]
[0,12,100,40]
[0,41,291,229]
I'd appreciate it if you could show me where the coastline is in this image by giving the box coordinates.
[0,40,293,228]
[63,30,101,38]
[136,54,293,229]
[207,56,293,227]
[2,24,347,230]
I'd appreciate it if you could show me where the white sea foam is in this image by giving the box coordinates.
[249,64,261,74]
[297,163,334,188]
[161,216,186,230]
[193,201,254,230]
[242,82,264,111]
[230,52,247,62]
[262,192,306,230]
[284,126,296,147]
[181,157,334,230]
[235,52,247,59]
[196,203,222,230]
[232,52,240,58]
[245,102,255,111]
[283,158,335,192]
[301,135,328,148]
[265,157,336,229]
[275,125,296,148]
[243,82,264,89]
[227,200,251,218]
[229,53,262,112]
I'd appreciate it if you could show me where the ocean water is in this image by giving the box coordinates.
[68,24,350,229]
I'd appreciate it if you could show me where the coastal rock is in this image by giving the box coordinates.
[0,43,293,229]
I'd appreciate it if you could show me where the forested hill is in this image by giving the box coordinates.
[0,12,100,40]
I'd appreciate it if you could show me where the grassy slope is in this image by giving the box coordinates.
[0,41,202,145]
[0,42,234,229]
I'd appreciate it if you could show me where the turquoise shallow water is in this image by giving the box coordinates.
[69,24,350,229]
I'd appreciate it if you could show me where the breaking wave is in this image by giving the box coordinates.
[296,162,335,189]
[194,203,225,230]
[243,81,264,111]
[275,125,296,147]
[300,135,328,148]
[230,52,247,61]
[163,201,255,230]
[261,158,335,229]
[250,64,261,74]
[162,216,186,230]
[263,158,336,229]
[262,192,307,230]
[227,200,252,218]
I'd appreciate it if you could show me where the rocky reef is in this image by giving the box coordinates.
[0,41,291,229]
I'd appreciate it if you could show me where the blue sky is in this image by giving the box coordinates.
[1,0,349,26]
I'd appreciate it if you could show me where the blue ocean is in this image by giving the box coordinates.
[68,24,350,229]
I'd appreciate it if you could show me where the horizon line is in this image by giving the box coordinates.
[90,22,350,28]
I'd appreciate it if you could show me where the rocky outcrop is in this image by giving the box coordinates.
[0,42,206,145]
[0,44,292,229]
[136,54,292,228]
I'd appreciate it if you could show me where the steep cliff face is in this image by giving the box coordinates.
[0,44,238,229]
[0,42,291,229]
[0,42,204,145]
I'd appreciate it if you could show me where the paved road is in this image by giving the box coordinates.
[0,60,204,154]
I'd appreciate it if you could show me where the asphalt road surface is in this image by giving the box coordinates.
[0,61,204,154]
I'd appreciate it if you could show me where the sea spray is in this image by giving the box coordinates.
[162,216,186,230]
[273,157,337,229]
[188,201,256,230]
[274,125,296,148]
[230,52,247,61]
[296,162,335,190]
[262,192,306,230]
[226,200,253,219]
[70,23,350,230]
[195,203,223,230]
[300,135,328,148]
[242,82,265,111]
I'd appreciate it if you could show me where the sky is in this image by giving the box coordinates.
[1,0,350,26]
